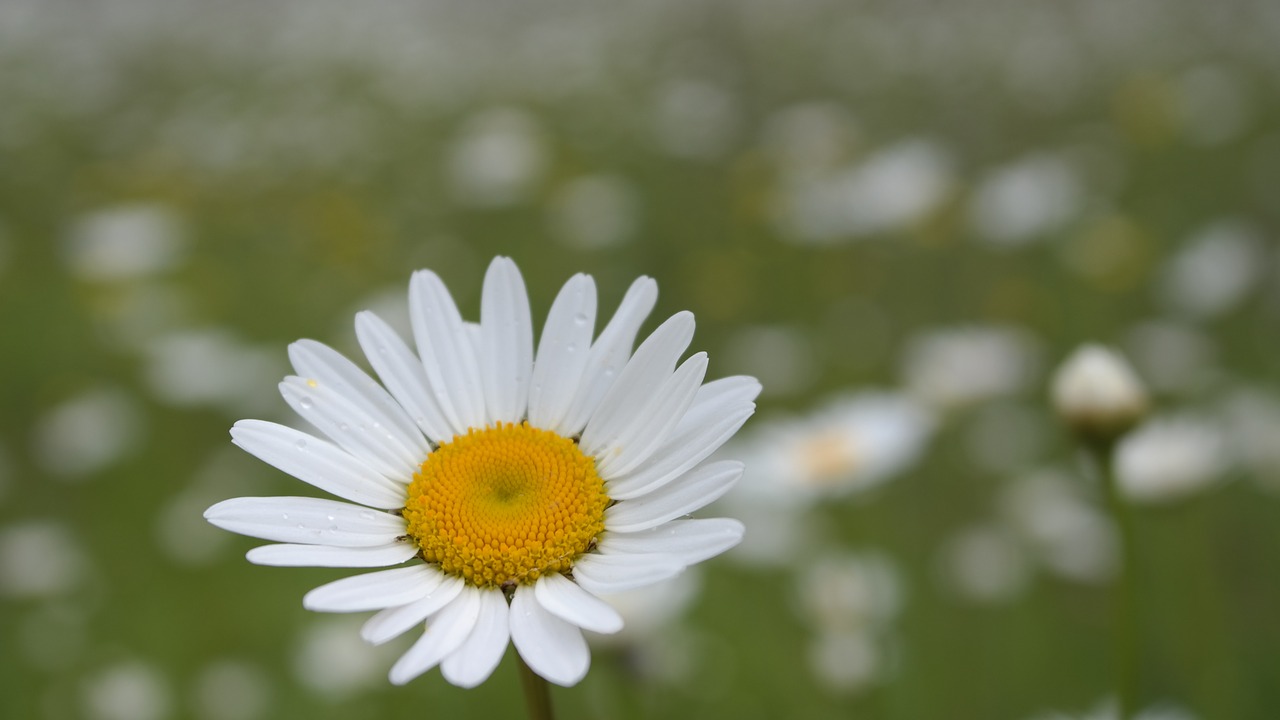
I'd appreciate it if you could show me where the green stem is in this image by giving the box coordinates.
[1091,443,1138,720]
[518,654,555,720]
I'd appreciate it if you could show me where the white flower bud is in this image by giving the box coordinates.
[1050,344,1149,443]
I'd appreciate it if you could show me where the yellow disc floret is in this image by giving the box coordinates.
[403,422,610,588]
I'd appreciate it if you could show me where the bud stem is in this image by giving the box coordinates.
[1089,441,1138,720]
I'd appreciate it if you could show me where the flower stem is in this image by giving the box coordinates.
[1091,442,1138,720]
[517,655,555,720]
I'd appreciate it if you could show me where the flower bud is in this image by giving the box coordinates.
[1050,344,1149,444]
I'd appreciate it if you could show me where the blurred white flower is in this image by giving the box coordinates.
[32,387,144,479]
[0,520,88,598]
[773,139,953,243]
[193,660,273,720]
[447,108,548,206]
[82,661,172,720]
[839,140,953,236]
[1000,470,1116,584]
[653,79,742,160]
[1116,416,1231,503]
[292,617,389,699]
[143,329,283,415]
[808,628,883,693]
[1158,220,1266,320]
[903,325,1041,409]
[550,174,641,249]
[734,392,934,503]
[64,204,185,281]
[969,153,1082,246]
[1220,388,1280,492]
[937,523,1033,605]
[796,551,902,694]
[1051,344,1148,442]
[1125,320,1219,395]
[589,572,701,647]
[760,102,860,178]
[797,551,902,632]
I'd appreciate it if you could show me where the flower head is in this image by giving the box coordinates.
[204,257,759,688]
[1050,344,1149,444]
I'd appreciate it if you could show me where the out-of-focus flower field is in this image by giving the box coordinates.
[1,1,1278,718]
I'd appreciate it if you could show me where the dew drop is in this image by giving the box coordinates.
[338,423,350,433]
[281,513,290,521]
[295,439,308,450]
[299,396,315,410]
[573,313,589,326]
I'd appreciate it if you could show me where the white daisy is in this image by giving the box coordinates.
[204,257,758,689]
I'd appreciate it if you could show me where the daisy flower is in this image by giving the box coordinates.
[204,257,758,689]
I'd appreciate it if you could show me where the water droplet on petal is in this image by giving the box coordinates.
[573,313,589,326]
[295,439,308,450]
[299,396,314,410]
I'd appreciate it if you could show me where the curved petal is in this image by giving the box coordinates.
[509,584,590,687]
[570,553,684,595]
[246,541,417,568]
[388,587,482,685]
[605,461,744,533]
[279,376,421,483]
[559,276,658,437]
[598,518,744,566]
[440,588,511,688]
[409,270,486,433]
[288,339,429,457]
[580,311,694,456]
[606,403,754,500]
[528,274,597,432]
[480,257,534,425]
[203,497,405,547]
[354,310,456,444]
[230,420,406,509]
[533,573,623,634]
[593,352,707,478]
[677,376,762,431]
[361,576,465,645]
[303,564,445,613]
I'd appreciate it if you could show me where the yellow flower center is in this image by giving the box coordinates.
[403,422,609,589]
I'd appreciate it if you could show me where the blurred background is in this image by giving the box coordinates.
[2,0,1278,718]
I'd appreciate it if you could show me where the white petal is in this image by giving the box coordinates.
[288,339,430,457]
[204,497,405,547]
[389,587,483,685]
[570,553,684,594]
[606,402,755,500]
[605,461,743,532]
[528,274,597,432]
[480,257,534,425]
[354,311,456,444]
[246,541,417,568]
[409,269,486,433]
[279,376,420,483]
[580,311,694,456]
[559,277,658,437]
[594,352,707,478]
[303,565,445,613]
[598,518,744,566]
[231,420,406,509]
[677,376,763,432]
[533,573,623,634]
[440,589,511,688]
[361,575,465,645]
[509,584,590,687]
